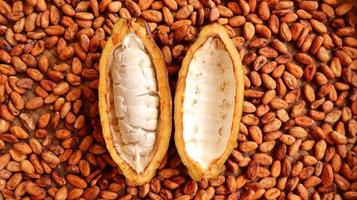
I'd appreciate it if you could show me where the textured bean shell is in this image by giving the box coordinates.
[99,18,171,186]
[174,23,244,181]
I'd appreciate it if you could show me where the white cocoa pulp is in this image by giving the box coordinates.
[182,36,236,170]
[110,33,158,173]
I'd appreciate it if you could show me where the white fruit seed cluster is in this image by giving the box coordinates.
[110,33,158,173]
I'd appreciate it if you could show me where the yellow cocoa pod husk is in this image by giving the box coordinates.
[99,18,172,186]
[174,23,244,181]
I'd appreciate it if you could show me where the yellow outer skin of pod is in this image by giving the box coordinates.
[98,18,172,186]
[174,23,244,181]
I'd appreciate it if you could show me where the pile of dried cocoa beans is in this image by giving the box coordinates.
[0,0,356,199]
